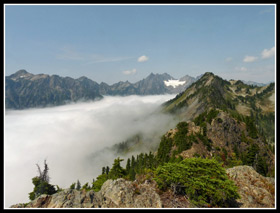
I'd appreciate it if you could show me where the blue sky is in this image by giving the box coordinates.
[5,4,275,84]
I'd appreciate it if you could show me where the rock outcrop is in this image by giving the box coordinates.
[10,178,162,208]
[10,166,275,208]
[98,179,162,208]
[226,166,275,208]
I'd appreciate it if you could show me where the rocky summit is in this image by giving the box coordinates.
[10,166,274,208]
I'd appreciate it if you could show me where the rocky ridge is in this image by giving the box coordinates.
[5,70,196,109]
[10,166,275,208]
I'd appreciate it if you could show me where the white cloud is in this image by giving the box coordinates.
[4,95,177,207]
[137,55,149,62]
[122,68,137,75]
[243,55,258,63]
[261,47,275,59]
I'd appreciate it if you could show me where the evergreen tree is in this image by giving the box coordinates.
[76,180,81,190]
[29,160,57,201]
[106,166,110,175]
[126,158,131,173]
[102,167,106,175]
[157,135,173,164]
[70,183,76,190]
[128,167,136,181]
[246,143,259,166]
[108,157,126,180]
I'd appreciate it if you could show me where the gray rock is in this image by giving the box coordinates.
[10,178,162,208]
[226,166,275,208]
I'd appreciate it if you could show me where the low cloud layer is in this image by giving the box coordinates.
[4,95,177,207]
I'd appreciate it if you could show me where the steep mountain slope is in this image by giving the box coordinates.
[163,72,275,145]
[5,70,103,109]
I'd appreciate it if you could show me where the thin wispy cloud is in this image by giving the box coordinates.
[261,47,275,59]
[138,55,149,62]
[85,56,134,65]
[243,55,258,63]
[56,47,85,61]
[122,68,137,75]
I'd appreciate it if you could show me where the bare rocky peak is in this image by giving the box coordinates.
[9,69,34,80]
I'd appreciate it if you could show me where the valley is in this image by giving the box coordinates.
[5,71,275,208]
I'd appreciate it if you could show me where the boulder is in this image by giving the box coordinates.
[226,166,275,208]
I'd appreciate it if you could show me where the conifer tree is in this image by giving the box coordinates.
[29,160,57,201]
[108,157,126,180]
[106,166,110,175]
[76,180,81,190]
[126,158,131,173]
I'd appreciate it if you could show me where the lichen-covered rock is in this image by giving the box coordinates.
[99,178,162,208]
[10,178,162,208]
[226,166,275,208]
[12,189,100,208]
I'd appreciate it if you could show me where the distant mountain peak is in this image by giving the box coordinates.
[9,69,34,80]
[200,72,215,79]
[15,69,29,74]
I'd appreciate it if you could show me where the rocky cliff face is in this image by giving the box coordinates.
[10,166,274,208]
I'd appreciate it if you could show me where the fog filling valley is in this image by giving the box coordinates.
[4,94,178,207]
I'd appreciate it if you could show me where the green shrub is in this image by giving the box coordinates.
[29,177,57,201]
[92,174,108,192]
[154,158,240,207]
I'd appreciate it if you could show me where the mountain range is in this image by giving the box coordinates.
[5,70,270,110]
[5,70,197,109]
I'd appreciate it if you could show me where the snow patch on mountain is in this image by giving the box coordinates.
[164,79,186,88]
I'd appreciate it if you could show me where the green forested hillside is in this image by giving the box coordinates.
[89,72,275,207]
